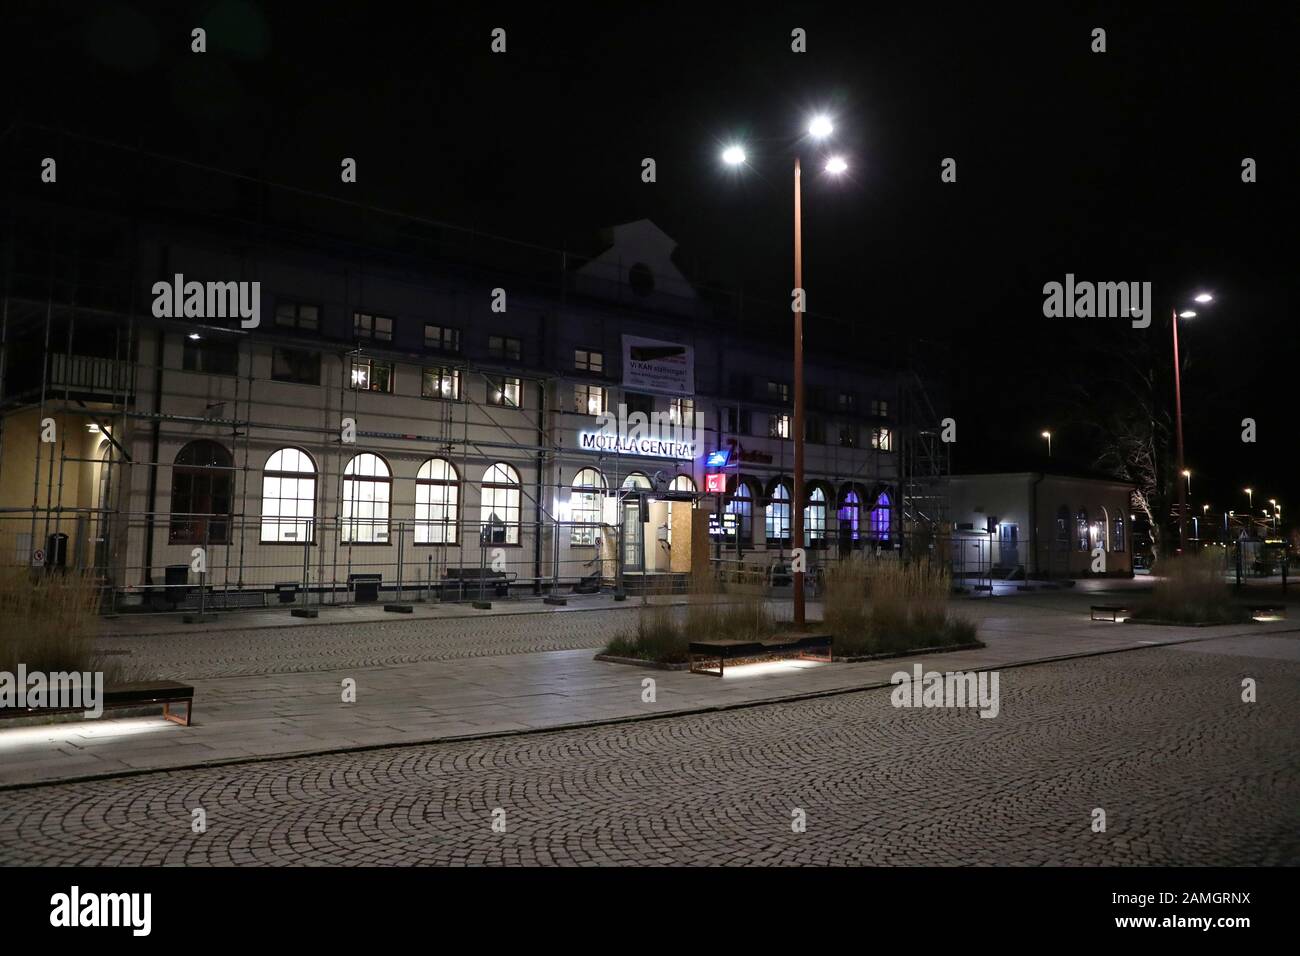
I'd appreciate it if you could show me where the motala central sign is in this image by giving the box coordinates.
[577,430,695,459]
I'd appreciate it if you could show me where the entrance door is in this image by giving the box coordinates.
[998,523,1020,568]
[622,500,644,572]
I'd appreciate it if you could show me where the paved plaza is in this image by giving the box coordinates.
[0,589,1297,865]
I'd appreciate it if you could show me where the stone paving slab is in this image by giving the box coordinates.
[3,602,1293,788]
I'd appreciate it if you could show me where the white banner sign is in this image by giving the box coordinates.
[622,335,693,396]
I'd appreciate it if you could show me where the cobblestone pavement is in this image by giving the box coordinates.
[2,636,1296,865]
[99,608,632,679]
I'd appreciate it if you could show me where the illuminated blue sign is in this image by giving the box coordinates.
[705,448,731,468]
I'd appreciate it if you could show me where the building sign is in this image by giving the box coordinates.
[622,335,693,395]
[577,430,694,460]
[705,473,726,494]
[709,512,738,537]
[705,448,731,468]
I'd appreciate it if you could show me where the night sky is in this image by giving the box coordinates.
[4,1,1297,521]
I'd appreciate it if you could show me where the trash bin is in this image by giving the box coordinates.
[45,532,68,569]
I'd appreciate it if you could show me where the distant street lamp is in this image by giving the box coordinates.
[1182,469,1191,496]
[1245,487,1253,510]
[1170,293,1213,552]
[719,112,849,628]
[1041,431,1052,458]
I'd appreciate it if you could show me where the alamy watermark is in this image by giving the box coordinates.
[890,664,1000,718]
[151,273,260,329]
[1042,274,1151,328]
[0,665,104,718]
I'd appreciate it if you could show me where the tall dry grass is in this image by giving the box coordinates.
[1139,550,1246,624]
[0,567,140,681]
[605,574,776,663]
[823,558,976,656]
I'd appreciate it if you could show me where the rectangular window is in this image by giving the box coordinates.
[350,358,395,393]
[271,347,321,385]
[275,301,319,332]
[806,417,825,444]
[725,407,751,434]
[838,424,859,448]
[837,391,857,412]
[489,335,521,361]
[669,397,694,426]
[423,324,461,353]
[574,348,603,373]
[624,391,654,417]
[767,380,790,404]
[421,366,461,400]
[769,414,791,439]
[575,383,606,415]
[353,311,394,343]
[487,376,522,407]
[871,399,890,418]
[182,336,239,376]
[1112,517,1126,552]
[871,427,893,451]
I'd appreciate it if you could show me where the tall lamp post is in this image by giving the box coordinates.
[1041,431,1052,458]
[1171,293,1212,552]
[722,114,847,628]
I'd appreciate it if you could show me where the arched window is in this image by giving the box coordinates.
[838,489,861,543]
[341,453,392,544]
[1095,507,1109,552]
[1076,508,1089,551]
[669,475,696,493]
[260,447,317,543]
[481,462,521,544]
[767,483,791,544]
[869,490,891,541]
[727,482,753,545]
[415,458,459,544]
[570,467,605,546]
[1112,513,1126,552]
[805,487,827,543]
[169,440,233,544]
[622,472,651,489]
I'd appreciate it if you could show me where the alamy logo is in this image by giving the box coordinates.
[890,664,1000,718]
[50,886,151,936]
[0,665,104,719]
[1042,274,1152,328]
[151,273,261,328]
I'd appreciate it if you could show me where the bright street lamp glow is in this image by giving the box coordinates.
[721,145,746,166]
[824,156,848,174]
[808,115,833,139]
[1178,310,1196,318]
[1041,431,1051,438]
[1194,293,1214,303]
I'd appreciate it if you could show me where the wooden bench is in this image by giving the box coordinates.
[1090,604,1130,622]
[688,635,833,677]
[1242,604,1286,621]
[0,680,194,726]
[442,568,518,600]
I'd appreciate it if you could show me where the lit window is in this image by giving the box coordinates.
[574,349,603,373]
[767,483,791,543]
[1077,509,1089,551]
[481,462,521,545]
[870,491,891,541]
[575,383,606,415]
[570,467,605,546]
[726,483,753,544]
[838,490,861,542]
[805,487,827,541]
[260,447,317,543]
[487,376,522,407]
[421,366,461,400]
[769,414,790,439]
[669,397,694,426]
[350,358,394,393]
[415,458,459,544]
[341,453,391,544]
[1112,515,1125,552]
[871,427,893,451]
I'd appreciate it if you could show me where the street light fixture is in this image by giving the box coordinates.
[1182,469,1191,495]
[1041,431,1052,457]
[1170,292,1213,552]
[720,113,851,628]
[1245,488,1253,509]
